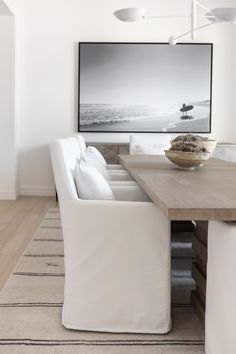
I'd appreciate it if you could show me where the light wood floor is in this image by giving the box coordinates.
[0,196,57,291]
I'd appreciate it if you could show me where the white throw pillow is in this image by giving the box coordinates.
[74,161,114,200]
[84,149,111,181]
[87,146,107,166]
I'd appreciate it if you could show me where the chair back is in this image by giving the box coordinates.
[50,137,83,201]
[75,134,87,157]
[130,134,172,155]
[212,144,236,163]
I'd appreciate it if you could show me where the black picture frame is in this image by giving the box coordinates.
[78,42,213,133]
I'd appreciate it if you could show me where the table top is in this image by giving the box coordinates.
[119,155,236,221]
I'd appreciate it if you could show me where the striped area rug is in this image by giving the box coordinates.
[0,208,205,354]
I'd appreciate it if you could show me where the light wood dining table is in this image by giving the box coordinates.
[119,154,236,319]
[119,154,236,221]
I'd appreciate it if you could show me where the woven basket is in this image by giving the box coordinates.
[165,150,211,169]
[170,139,217,155]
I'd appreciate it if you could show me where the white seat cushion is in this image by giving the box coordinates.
[75,160,114,200]
[83,148,111,181]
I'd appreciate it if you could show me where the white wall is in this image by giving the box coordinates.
[0,14,15,199]
[0,0,12,15]
[3,0,236,196]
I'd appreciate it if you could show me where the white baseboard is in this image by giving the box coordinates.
[19,186,56,197]
[0,189,18,200]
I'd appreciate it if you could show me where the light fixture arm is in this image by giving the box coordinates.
[191,0,197,39]
[147,15,191,19]
[193,1,214,15]
[113,3,236,44]
[147,1,216,43]
[191,1,214,40]
[146,15,215,20]
[175,22,215,42]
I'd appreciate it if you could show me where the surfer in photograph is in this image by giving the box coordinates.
[180,103,194,120]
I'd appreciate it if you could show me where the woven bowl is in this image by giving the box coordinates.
[164,150,211,169]
[170,139,217,155]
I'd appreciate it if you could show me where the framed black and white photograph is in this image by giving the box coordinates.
[78,42,213,133]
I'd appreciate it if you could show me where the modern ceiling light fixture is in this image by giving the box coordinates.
[113,1,236,45]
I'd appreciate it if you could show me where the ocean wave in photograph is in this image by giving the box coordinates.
[79,100,210,132]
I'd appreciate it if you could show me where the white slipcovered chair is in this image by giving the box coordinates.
[212,143,236,163]
[49,137,171,333]
[206,221,236,354]
[130,134,172,155]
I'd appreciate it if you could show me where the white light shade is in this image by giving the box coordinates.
[206,7,236,24]
[113,8,146,22]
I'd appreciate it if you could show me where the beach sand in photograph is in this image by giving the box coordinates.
[81,116,210,133]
